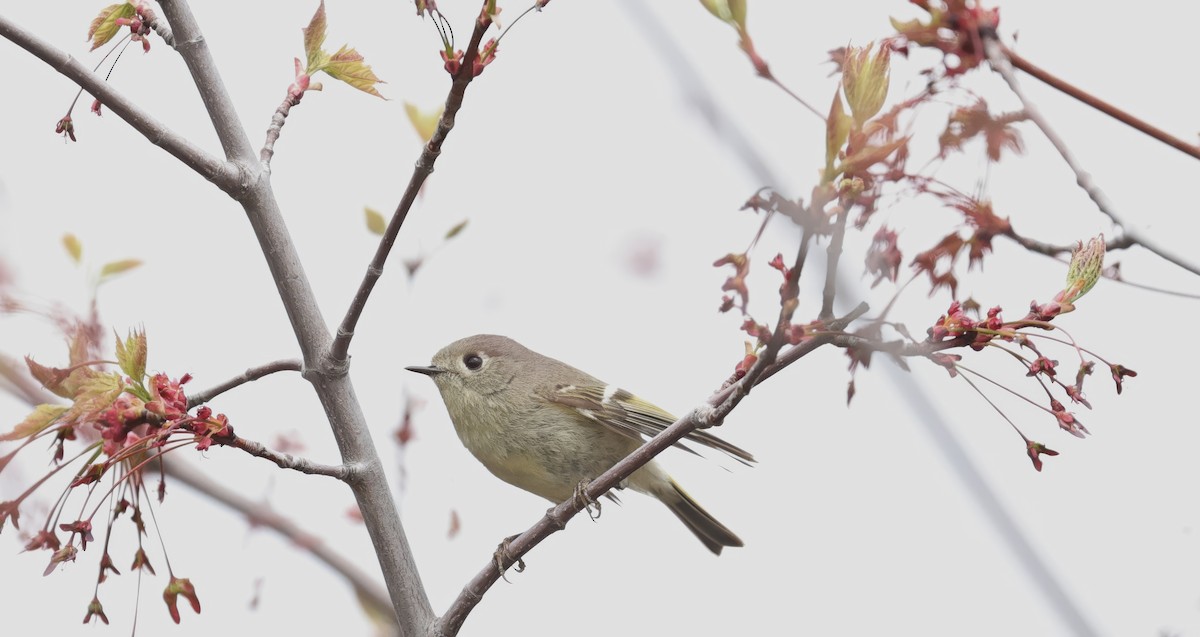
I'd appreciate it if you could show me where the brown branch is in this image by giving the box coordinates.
[432,395,732,635]
[756,302,870,384]
[982,35,1200,278]
[820,210,850,322]
[1003,231,1200,299]
[738,233,814,393]
[765,75,825,122]
[327,18,493,367]
[1002,44,1200,161]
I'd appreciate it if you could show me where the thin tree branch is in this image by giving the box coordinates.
[432,382,748,635]
[1002,231,1200,299]
[982,34,1200,278]
[1001,44,1200,161]
[765,75,826,122]
[139,3,177,49]
[260,94,301,169]
[326,18,492,368]
[187,359,303,409]
[756,302,869,383]
[0,14,235,190]
[737,233,814,393]
[819,210,849,322]
[221,434,351,479]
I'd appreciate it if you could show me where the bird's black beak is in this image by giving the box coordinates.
[405,365,444,376]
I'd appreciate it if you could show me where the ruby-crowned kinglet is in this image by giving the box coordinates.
[406,334,753,555]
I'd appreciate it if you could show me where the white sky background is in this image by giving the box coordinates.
[1,1,1198,635]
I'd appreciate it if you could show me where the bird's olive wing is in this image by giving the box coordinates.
[543,384,755,465]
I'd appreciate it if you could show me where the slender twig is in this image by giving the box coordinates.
[260,94,301,169]
[765,76,825,122]
[327,15,492,367]
[1002,45,1200,161]
[982,37,1122,224]
[0,14,235,190]
[819,210,849,321]
[432,376,739,635]
[222,435,351,479]
[737,233,814,394]
[982,34,1200,277]
[754,301,868,383]
[139,3,177,49]
[1003,231,1200,299]
[187,359,303,408]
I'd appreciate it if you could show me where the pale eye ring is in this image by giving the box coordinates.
[463,353,483,370]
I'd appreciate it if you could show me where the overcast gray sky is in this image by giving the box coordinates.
[2,2,1198,635]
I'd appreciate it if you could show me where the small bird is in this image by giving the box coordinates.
[406,334,753,555]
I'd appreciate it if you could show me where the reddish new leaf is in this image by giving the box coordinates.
[302,1,329,73]
[88,3,136,51]
[325,45,386,98]
[0,404,68,441]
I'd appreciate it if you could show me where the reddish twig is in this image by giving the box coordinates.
[1002,44,1200,161]
[327,17,493,367]
[983,35,1200,277]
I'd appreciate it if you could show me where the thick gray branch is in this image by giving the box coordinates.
[153,2,434,632]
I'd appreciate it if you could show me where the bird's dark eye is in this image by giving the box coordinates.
[463,353,483,371]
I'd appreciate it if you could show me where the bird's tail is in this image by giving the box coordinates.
[661,478,743,555]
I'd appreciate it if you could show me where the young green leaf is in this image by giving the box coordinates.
[404,102,444,142]
[0,404,68,441]
[302,1,329,73]
[824,90,852,183]
[99,259,143,281]
[324,45,386,98]
[300,2,385,98]
[88,3,136,51]
[444,219,469,240]
[364,207,386,235]
[114,329,147,382]
[62,234,83,264]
